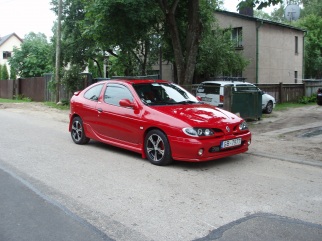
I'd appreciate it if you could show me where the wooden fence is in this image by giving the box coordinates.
[1,76,322,104]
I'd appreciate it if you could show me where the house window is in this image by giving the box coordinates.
[295,36,298,54]
[3,51,12,59]
[232,27,243,48]
[294,71,298,83]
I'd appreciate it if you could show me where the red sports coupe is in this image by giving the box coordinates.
[69,79,251,165]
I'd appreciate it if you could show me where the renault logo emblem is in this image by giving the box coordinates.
[226,126,230,132]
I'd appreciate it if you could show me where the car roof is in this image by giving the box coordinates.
[98,79,170,85]
[200,80,254,86]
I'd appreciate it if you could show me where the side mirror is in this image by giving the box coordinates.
[119,99,138,109]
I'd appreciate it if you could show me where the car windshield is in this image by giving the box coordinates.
[133,83,199,106]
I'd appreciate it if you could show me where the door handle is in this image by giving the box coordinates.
[97,108,103,113]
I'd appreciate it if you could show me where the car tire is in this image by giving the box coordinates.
[144,129,173,166]
[317,101,322,106]
[71,116,90,144]
[264,101,273,114]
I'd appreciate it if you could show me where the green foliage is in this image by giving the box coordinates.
[196,26,249,78]
[238,0,284,10]
[301,0,322,18]
[295,14,322,78]
[1,64,9,80]
[298,94,317,104]
[61,64,84,93]
[8,32,52,77]
[0,98,31,103]
[13,94,32,101]
[10,66,17,80]
[50,0,281,86]
[44,101,70,110]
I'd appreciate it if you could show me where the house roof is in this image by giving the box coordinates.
[0,33,23,47]
[216,10,306,33]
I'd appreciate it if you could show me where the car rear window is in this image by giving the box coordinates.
[197,83,221,94]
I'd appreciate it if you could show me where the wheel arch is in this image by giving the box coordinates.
[141,126,172,160]
[69,113,81,132]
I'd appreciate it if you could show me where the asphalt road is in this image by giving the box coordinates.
[0,106,322,241]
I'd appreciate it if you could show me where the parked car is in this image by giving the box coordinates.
[317,88,322,106]
[196,80,276,114]
[69,79,251,166]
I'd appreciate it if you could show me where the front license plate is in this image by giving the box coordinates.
[221,138,242,149]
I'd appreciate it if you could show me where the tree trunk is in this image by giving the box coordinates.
[158,0,201,85]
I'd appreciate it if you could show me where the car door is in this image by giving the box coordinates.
[78,83,105,128]
[95,83,143,145]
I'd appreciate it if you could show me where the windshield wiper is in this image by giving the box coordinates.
[175,100,197,104]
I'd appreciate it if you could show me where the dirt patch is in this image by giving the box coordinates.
[1,102,321,162]
[0,102,69,123]
[249,105,322,162]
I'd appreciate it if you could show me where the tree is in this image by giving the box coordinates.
[8,32,52,77]
[10,66,17,80]
[196,27,249,78]
[296,14,322,78]
[238,0,284,10]
[1,64,9,80]
[83,0,162,76]
[51,0,282,85]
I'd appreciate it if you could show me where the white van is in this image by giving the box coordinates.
[196,80,276,114]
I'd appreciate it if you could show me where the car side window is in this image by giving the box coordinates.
[84,84,104,101]
[236,84,258,92]
[104,84,133,106]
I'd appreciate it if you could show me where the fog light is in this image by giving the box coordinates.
[198,149,204,156]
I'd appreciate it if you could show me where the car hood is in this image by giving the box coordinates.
[150,104,241,126]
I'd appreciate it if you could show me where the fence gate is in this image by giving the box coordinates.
[223,86,262,120]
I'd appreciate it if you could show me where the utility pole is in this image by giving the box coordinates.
[55,0,62,103]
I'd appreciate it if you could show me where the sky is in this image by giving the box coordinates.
[0,0,278,40]
[223,0,278,13]
[0,0,56,39]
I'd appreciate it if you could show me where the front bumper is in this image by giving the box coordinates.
[168,132,251,162]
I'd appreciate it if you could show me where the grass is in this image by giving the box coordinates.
[44,102,70,110]
[0,98,69,110]
[0,98,31,103]
[274,102,316,111]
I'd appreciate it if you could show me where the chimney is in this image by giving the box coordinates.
[239,1,254,17]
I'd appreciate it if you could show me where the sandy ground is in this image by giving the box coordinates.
[249,104,322,163]
[1,102,321,163]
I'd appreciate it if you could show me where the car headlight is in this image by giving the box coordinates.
[239,121,248,131]
[183,128,214,137]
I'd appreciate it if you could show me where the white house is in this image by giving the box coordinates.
[0,33,23,77]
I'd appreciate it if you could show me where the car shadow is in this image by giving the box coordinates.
[86,140,245,169]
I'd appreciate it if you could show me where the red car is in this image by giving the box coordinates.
[69,79,251,166]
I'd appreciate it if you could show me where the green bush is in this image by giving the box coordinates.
[298,94,317,104]
[1,64,9,80]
